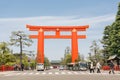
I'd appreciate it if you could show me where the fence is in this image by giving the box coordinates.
[102,65,120,71]
[0,65,14,72]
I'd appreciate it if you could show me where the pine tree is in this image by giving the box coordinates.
[116,2,120,21]
[102,2,120,57]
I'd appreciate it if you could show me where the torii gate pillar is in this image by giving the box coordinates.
[37,29,44,63]
[72,29,78,62]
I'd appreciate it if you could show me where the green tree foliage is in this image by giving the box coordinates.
[65,54,71,64]
[102,3,120,57]
[13,53,36,70]
[0,42,16,65]
[61,54,72,65]
[30,60,36,70]
[61,46,81,65]
[44,57,50,67]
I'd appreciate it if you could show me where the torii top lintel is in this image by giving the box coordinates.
[26,25,89,31]
[26,25,89,39]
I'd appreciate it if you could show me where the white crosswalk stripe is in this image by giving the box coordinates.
[42,72,46,75]
[61,72,66,74]
[48,72,52,74]
[22,73,27,75]
[5,74,13,76]
[15,73,21,75]
[35,72,39,75]
[67,72,72,74]
[29,72,33,75]
[74,72,79,74]
[55,72,59,75]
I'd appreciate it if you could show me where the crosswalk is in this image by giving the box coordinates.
[4,71,113,76]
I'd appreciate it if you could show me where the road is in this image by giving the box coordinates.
[0,69,120,80]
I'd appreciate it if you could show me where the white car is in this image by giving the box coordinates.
[36,63,44,71]
[59,65,64,70]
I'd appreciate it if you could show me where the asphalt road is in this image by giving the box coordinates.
[0,69,120,80]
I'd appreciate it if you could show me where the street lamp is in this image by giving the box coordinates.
[16,34,23,65]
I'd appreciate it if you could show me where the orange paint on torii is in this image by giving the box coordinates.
[26,25,89,63]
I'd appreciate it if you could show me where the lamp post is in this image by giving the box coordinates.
[16,34,23,65]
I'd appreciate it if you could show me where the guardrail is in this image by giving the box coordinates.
[0,65,14,72]
[102,65,120,71]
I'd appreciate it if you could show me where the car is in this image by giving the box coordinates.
[59,65,64,70]
[36,63,44,71]
[78,62,88,71]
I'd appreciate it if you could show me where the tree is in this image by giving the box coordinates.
[0,42,9,53]
[0,42,16,65]
[44,57,50,68]
[90,40,99,60]
[102,3,120,57]
[9,31,33,64]
[60,54,71,65]
[80,54,84,61]
[64,46,71,58]
[89,40,103,63]
[65,54,71,63]
[61,46,81,65]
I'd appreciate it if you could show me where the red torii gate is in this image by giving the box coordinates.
[26,25,89,63]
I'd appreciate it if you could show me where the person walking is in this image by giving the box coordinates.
[90,62,94,73]
[96,61,101,73]
[109,60,115,74]
[21,63,24,71]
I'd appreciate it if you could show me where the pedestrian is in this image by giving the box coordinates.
[90,62,94,73]
[21,63,24,71]
[96,61,101,73]
[18,64,21,71]
[108,60,115,74]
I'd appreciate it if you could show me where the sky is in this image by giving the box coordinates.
[0,0,119,61]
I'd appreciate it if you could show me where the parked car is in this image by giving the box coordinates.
[36,63,44,71]
[59,65,64,70]
[78,62,88,71]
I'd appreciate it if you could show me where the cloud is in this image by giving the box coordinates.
[0,14,115,26]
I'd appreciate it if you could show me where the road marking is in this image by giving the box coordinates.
[48,72,52,74]
[74,72,79,74]
[42,72,46,75]
[80,72,86,74]
[22,73,27,75]
[35,72,39,75]
[29,72,33,75]
[68,72,72,74]
[61,72,66,74]
[55,72,59,75]
[5,74,13,76]
[15,73,21,75]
